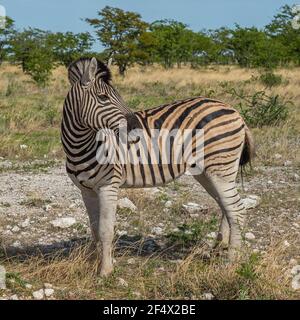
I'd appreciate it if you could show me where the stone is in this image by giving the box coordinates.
[43,204,52,212]
[202,292,214,300]
[151,226,163,235]
[274,153,282,160]
[243,195,260,209]
[291,274,300,290]
[283,240,290,247]
[289,259,298,266]
[117,278,128,287]
[127,258,135,265]
[245,232,256,241]
[291,265,300,276]
[32,289,44,300]
[44,288,54,297]
[116,230,127,236]
[164,200,173,208]
[293,173,300,182]
[117,197,137,212]
[51,217,76,229]
[182,202,208,214]
[284,160,292,167]
[206,232,217,239]
[21,219,30,228]
[11,226,20,233]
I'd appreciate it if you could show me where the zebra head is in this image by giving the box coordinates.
[67,57,141,143]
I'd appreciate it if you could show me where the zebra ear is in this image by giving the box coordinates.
[81,57,98,86]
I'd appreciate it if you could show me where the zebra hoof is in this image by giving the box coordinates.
[213,233,229,250]
[99,265,114,277]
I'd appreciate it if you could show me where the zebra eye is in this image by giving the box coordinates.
[97,94,110,103]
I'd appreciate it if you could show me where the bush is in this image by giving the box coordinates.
[229,89,290,127]
[259,72,282,88]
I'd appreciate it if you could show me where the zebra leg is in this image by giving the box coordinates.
[217,214,230,248]
[194,173,246,260]
[81,188,100,245]
[194,174,230,248]
[97,184,118,277]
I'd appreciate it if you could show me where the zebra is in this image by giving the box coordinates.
[61,57,255,276]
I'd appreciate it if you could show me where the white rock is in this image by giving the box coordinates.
[267,180,273,185]
[19,144,28,150]
[283,240,290,247]
[165,200,173,208]
[43,204,52,212]
[12,241,22,248]
[202,292,214,300]
[133,291,141,297]
[117,278,128,287]
[127,258,135,265]
[274,153,282,159]
[291,265,300,276]
[243,195,260,209]
[182,202,206,214]
[245,232,256,240]
[25,283,33,289]
[21,219,30,228]
[117,197,137,212]
[289,259,298,266]
[206,232,217,240]
[32,289,44,300]
[9,295,19,300]
[44,288,54,297]
[44,283,53,289]
[284,160,292,167]
[11,226,20,233]
[151,226,163,235]
[291,274,300,290]
[50,217,76,229]
[116,230,127,236]
[190,213,199,218]
[293,173,300,182]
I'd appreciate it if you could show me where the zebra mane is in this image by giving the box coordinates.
[68,57,112,86]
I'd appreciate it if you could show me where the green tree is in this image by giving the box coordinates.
[10,28,55,86]
[48,31,94,67]
[149,20,188,68]
[266,4,300,65]
[0,16,15,64]
[214,25,286,68]
[86,6,148,75]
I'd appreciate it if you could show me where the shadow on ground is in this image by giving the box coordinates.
[0,235,210,262]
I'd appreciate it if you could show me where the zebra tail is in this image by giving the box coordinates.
[239,125,256,167]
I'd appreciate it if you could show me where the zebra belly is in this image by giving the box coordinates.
[121,163,187,188]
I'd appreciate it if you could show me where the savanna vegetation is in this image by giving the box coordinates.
[0,4,299,300]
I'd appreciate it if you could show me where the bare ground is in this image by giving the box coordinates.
[0,160,299,299]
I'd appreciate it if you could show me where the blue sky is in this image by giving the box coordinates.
[1,0,297,50]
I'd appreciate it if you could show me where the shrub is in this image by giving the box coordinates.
[259,72,283,88]
[229,89,290,127]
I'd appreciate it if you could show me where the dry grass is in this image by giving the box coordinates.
[1,239,297,300]
[0,63,299,300]
[0,63,299,163]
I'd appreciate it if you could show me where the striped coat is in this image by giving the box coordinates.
[61,57,255,276]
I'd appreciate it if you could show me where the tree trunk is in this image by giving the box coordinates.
[118,64,126,76]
